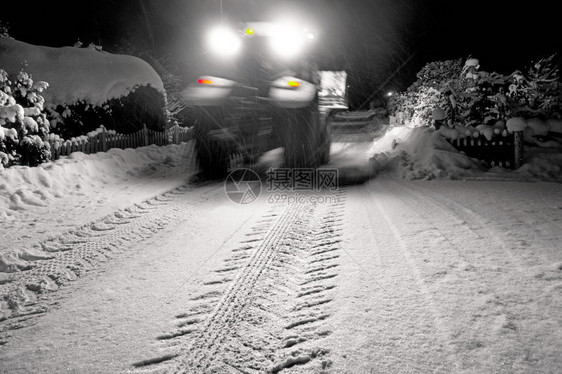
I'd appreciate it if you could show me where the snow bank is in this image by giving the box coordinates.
[368,126,483,180]
[368,125,562,182]
[0,141,196,273]
[518,147,562,180]
[0,37,164,107]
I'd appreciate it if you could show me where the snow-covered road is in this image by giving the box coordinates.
[1,173,560,373]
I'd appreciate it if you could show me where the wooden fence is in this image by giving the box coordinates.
[447,131,523,169]
[49,125,193,161]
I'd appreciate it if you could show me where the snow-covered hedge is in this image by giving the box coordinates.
[0,69,51,168]
[0,37,168,138]
[388,55,561,129]
[45,85,167,138]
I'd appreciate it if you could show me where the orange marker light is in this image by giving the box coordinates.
[288,80,300,87]
[198,79,213,85]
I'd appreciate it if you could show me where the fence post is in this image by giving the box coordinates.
[514,131,523,169]
[101,125,107,152]
[174,126,179,145]
[143,124,148,146]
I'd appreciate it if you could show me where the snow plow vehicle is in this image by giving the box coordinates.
[183,21,344,178]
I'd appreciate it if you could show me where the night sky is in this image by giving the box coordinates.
[2,0,561,109]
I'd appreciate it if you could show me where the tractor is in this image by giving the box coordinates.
[182,20,336,178]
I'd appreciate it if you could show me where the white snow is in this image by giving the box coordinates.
[0,141,196,273]
[0,104,24,123]
[369,125,562,181]
[506,117,528,132]
[1,122,560,273]
[0,121,560,372]
[1,14,561,372]
[0,37,164,107]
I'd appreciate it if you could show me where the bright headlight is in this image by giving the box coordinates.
[269,23,311,58]
[208,27,241,56]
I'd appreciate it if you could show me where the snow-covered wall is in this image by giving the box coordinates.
[0,37,164,107]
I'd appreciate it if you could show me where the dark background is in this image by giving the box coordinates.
[2,0,560,109]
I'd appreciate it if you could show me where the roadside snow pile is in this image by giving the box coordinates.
[517,146,562,181]
[369,126,483,180]
[0,37,164,107]
[0,141,195,273]
[369,125,562,181]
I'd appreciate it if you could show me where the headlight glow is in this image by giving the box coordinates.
[269,23,310,58]
[208,27,241,56]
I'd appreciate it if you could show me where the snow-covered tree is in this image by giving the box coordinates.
[506,54,561,119]
[0,69,51,168]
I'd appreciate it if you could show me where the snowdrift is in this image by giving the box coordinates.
[369,126,483,180]
[368,125,562,181]
[0,141,196,273]
[0,37,164,107]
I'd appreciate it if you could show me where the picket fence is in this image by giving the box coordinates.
[447,131,523,169]
[49,125,193,161]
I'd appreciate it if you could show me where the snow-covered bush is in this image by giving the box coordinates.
[46,85,167,139]
[0,69,51,168]
[387,59,462,126]
[409,59,464,93]
[388,55,561,129]
[505,55,561,119]
[447,61,508,127]
[0,37,168,140]
[110,36,190,127]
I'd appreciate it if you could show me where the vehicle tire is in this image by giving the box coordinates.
[278,97,329,168]
[317,122,331,165]
[194,122,230,179]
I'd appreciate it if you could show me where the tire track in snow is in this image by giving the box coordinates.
[0,184,221,341]
[389,177,560,267]
[134,190,346,373]
[360,182,457,373]
[384,178,560,372]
